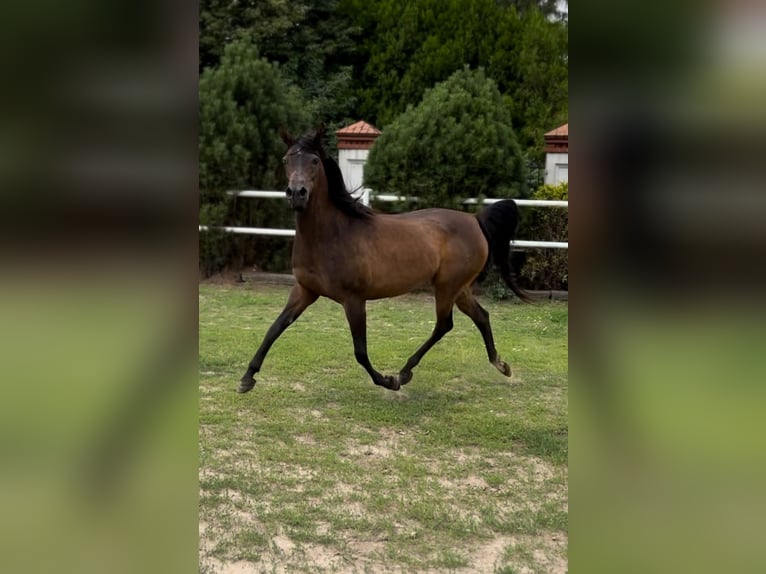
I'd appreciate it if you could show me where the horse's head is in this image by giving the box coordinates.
[280,127,326,212]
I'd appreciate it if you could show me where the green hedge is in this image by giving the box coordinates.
[519,181,568,291]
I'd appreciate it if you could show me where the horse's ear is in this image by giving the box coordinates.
[314,123,326,144]
[279,125,294,147]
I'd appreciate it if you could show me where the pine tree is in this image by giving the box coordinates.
[199,39,310,275]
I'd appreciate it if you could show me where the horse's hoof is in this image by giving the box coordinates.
[495,360,512,377]
[237,377,256,393]
[381,375,401,391]
[398,370,413,386]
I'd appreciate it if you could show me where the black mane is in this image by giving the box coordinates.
[291,131,374,220]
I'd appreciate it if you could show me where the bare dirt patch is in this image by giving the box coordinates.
[200,433,567,573]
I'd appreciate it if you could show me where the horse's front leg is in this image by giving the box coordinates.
[342,298,400,391]
[398,295,455,386]
[238,284,318,393]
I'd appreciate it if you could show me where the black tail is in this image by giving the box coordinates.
[476,199,534,303]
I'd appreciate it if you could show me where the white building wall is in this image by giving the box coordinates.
[544,152,568,186]
[338,148,371,204]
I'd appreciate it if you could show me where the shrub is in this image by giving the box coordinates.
[519,181,568,290]
[363,67,526,208]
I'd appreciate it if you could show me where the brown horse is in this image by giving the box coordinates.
[238,128,531,393]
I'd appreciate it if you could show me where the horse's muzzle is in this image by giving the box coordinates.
[286,186,308,210]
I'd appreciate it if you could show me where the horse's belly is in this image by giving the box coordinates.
[364,251,437,298]
[365,276,432,300]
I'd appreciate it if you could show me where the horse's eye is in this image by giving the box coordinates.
[312,157,319,165]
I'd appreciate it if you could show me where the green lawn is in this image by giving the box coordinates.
[199,282,568,573]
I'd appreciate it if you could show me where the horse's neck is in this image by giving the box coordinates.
[294,198,349,248]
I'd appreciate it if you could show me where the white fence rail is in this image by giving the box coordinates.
[200,190,568,249]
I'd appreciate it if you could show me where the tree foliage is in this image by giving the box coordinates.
[488,6,568,154]
[364,67,525,207]
[200,0,295,72]
[201,0,567,157]
[200,0,360,129]
[340,0,567,157]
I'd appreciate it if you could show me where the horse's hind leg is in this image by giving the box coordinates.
[398,294,455,386]
[455,289,512,377]
[238,283,318,393]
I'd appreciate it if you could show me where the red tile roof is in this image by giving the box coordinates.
[544,123,568,153]
[544,123,568,137]
[335,120,381,136]
[335,120,381,150]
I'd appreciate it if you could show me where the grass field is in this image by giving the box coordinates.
[199,282,568,573]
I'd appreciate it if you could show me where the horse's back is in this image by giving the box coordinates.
[387,207,476,232]
[389,208,486,248]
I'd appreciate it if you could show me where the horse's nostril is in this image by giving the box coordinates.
[286,188,293,197]
[298,187,307,197]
